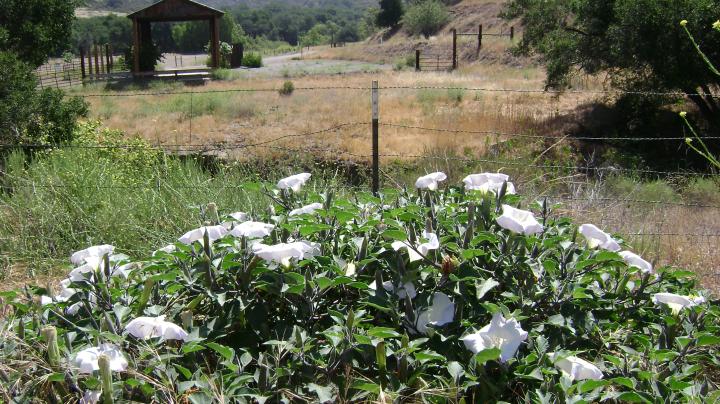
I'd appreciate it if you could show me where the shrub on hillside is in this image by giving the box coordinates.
[1,171,718,402]
[403,0,450,39]
[242,52,263,68]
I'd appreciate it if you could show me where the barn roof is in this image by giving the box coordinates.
[128,0,224,22]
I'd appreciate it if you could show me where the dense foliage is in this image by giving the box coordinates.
[65,2,369,56]
[504,0,720,127]
[0,0,88,148]
[0,0,81,67]
[402,0,449,39]
[71,15,132,53]
[1,170,718,402]
[377,0,404,27]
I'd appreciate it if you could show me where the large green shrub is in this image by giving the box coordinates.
[377,0,404,28]
[124,42,164,72]
[403,0,450,39]
[0,51,88,147]
[242,52,263,68]
[1,172,717,402]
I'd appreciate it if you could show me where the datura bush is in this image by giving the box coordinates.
[1,172,719,403]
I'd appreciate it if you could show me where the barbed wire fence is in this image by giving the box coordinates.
[2,81,720,287]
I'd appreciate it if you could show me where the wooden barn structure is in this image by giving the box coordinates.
[127,0,224,75]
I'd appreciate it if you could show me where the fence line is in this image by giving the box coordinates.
[377,123,720,141]
[69,85,719,99]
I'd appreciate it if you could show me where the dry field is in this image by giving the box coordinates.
[72,64,599,159]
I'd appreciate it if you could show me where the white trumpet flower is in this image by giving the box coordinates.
[463,173,516,195]
[277,173,312,192]
[497,205,543,236]
[415,172,447,190]
[73,344,128,374]
[550,353,603,381]
[125,315,189,341]
[178,225,228,245]
[578,224,620,252]
[461,313,528,362]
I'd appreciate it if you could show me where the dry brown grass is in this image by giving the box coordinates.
[71,65,602,161]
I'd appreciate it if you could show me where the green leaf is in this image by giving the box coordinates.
[174,364,192,379]
[206,342,234,361]
[611,377,636,389]
[47,372,65,382]
[150,271,180,282]
[461,249,486,260]
[548,314,565,326]
[476,278,500,300]
[616,392,652,403]
[352,382,380,394]
[300,224,332,237]
[572,287,592,299]
[189,392,213,404]
[578,379,607,393]
[473,348,501,365]
[414,350,446,363]
[447,361,464,382]
[697,335,720,346]
[182,342,206,354]
[367,327,401,339]
[382,229,408,241]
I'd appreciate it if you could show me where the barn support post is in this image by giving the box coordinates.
[415,49,420,71]
[452,28,458,70]
[132,18,140,74]
[80,47,86,80]
[371,81,379,196]
[210,16,220,69]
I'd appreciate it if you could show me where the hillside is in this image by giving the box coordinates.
[84,0,376,13]
[317,0,528,67]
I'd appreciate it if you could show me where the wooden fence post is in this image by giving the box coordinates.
[106,44,111,73]
[371,81,379,196]
[510,26,515,41]
[99,45,105,76]
[478,24,483,54]
[452,28,458,70]
[87,46,93,79]
[94,45,100,76]
[80,47,86,80]
[415,50,420,71]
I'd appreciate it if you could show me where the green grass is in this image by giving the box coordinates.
[0,125,366,276]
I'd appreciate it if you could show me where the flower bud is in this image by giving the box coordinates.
[679,111,687,118]
[686,138,693,144]
[680,19,688,27]
[714,20,720,30]
[98,354,115,404]
[41,326,61,367]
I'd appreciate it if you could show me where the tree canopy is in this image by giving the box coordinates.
[505,0,720,124]
[377,0,404,28]
[0,0,87,147]
[0,0,81,67]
